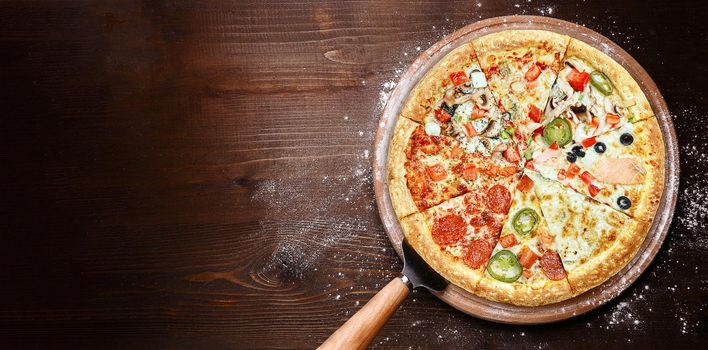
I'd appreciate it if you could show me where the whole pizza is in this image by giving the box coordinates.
[387,30,664,306]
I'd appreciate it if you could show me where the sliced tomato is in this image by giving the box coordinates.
[503,147,521,162]
[497,166,518,177]
[528,104,542,123]
[517,174,534,192]
[533,125,545,136]
[567,68,590,91]
[525,63,542,82]
[517,246,539,269]
[462,164,478,181]
[588,183,601,197]
[549,142,559,150]
[579,171,594,185]
[581,136,597,148]
[464,122,478,136]
[524,160,536,171]
[471,105,486,120]
[435,108,452,123]
[427,164,447,181]
[557,169,567,180]
[500,234,519,248]
[606,113,621,125]
[589,116,599,128]
[567,163,581,178]
[449,71,469,86]
[450,145,462,159]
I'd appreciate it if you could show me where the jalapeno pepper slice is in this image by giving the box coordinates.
[512,207,539,235]
[487,250,523,283]
[589,71,613,95]
[542,117,573,147]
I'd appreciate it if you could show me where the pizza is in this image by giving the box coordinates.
[387,30,665,306]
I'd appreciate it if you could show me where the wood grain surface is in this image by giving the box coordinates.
[0,0,706,349]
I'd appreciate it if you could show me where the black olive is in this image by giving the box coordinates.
[620,133,634,146]
[594,142,606,153]
[502,112,511,120]
[566,152,577,163]
[570,105,587,113]
[572,146,586,157]
[617,196,632,210]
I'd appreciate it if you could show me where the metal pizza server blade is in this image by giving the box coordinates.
[401,238,448,292]
[318,239,448,350]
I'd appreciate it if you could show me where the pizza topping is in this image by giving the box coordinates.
[434,108,452,123]
[449,71,469,86]
[581,136,597,148]
[606,113,621,125]
[426,164,447,181]
[567,163,581,178]
[525,63,542,82]
[543,117,573,147]
[594,142,607,153]
[487,250,523,283]
[517,246,540,269]
[528,104,543,123]
[571,145,586,158]
[464,122,478,137]
[470,69,487,88]
[567,68,590,91]
[431,214,466,247]
[463,239,494,269]
[579,171,595,185]
[540,251,567,281]
[503,147,521,163]
[588,183,601,197]
[424,122,441,136]
[589,71,613,95]
[512,207,539,235]
[620,133,634,145]
[591,157,646,184]
[617,196,632,210]
[462,164,478,181]
[441,102,458,117]
[487,184,512,214]
[517,174,534,192]
[566,152,577,163]
[557,168,567,180]
[510,80,526,93]
[499,234,519,248]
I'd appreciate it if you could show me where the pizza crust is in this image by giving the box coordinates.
[400,213,484,293]
[400,43,479,122]
[473,29,570,71]
[565,38,653,122]
[475,276,573,306]
[387,116,420,218]
[631,118,665,223]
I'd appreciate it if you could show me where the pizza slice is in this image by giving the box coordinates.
[527,171,649,295]
[400,176,518,292]
[400,43,516,158]
[474,174,572,306]
[525,118,664,218]
[388,117,521,218]
[473,30,570,140]
[540,38,653,148]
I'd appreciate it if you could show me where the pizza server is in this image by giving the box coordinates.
[318,239,447,350]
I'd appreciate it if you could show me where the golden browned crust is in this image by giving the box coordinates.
[630,118,665,224]
[565,38,653,121]
[568,214,643,295]
[387,116,420,218]
[475,275,573,306]
[400,213,484,293]
[399,43,478,122]
[473,29,570,71]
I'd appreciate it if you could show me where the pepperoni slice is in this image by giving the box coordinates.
[487,184,512,214]
[463,239,493,269]
[431,214,466,247]
[540,250,567,281]
[469,211,494,227]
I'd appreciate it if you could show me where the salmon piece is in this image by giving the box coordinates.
[591,157,645,185]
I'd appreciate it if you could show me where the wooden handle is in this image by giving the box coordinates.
[319,277,410,350]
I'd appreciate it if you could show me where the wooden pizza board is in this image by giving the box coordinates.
[372,15,679,324]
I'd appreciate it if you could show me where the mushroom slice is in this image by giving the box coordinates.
[472,89,493,110]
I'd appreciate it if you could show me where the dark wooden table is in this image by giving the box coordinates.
[1,1,706,349]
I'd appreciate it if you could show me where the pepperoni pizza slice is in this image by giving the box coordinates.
[388,117,522,218]
[400,177,518,292]
[474,174,572,306]
[528,171,650,295]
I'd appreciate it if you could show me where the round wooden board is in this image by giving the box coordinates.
[372,16,679,324]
